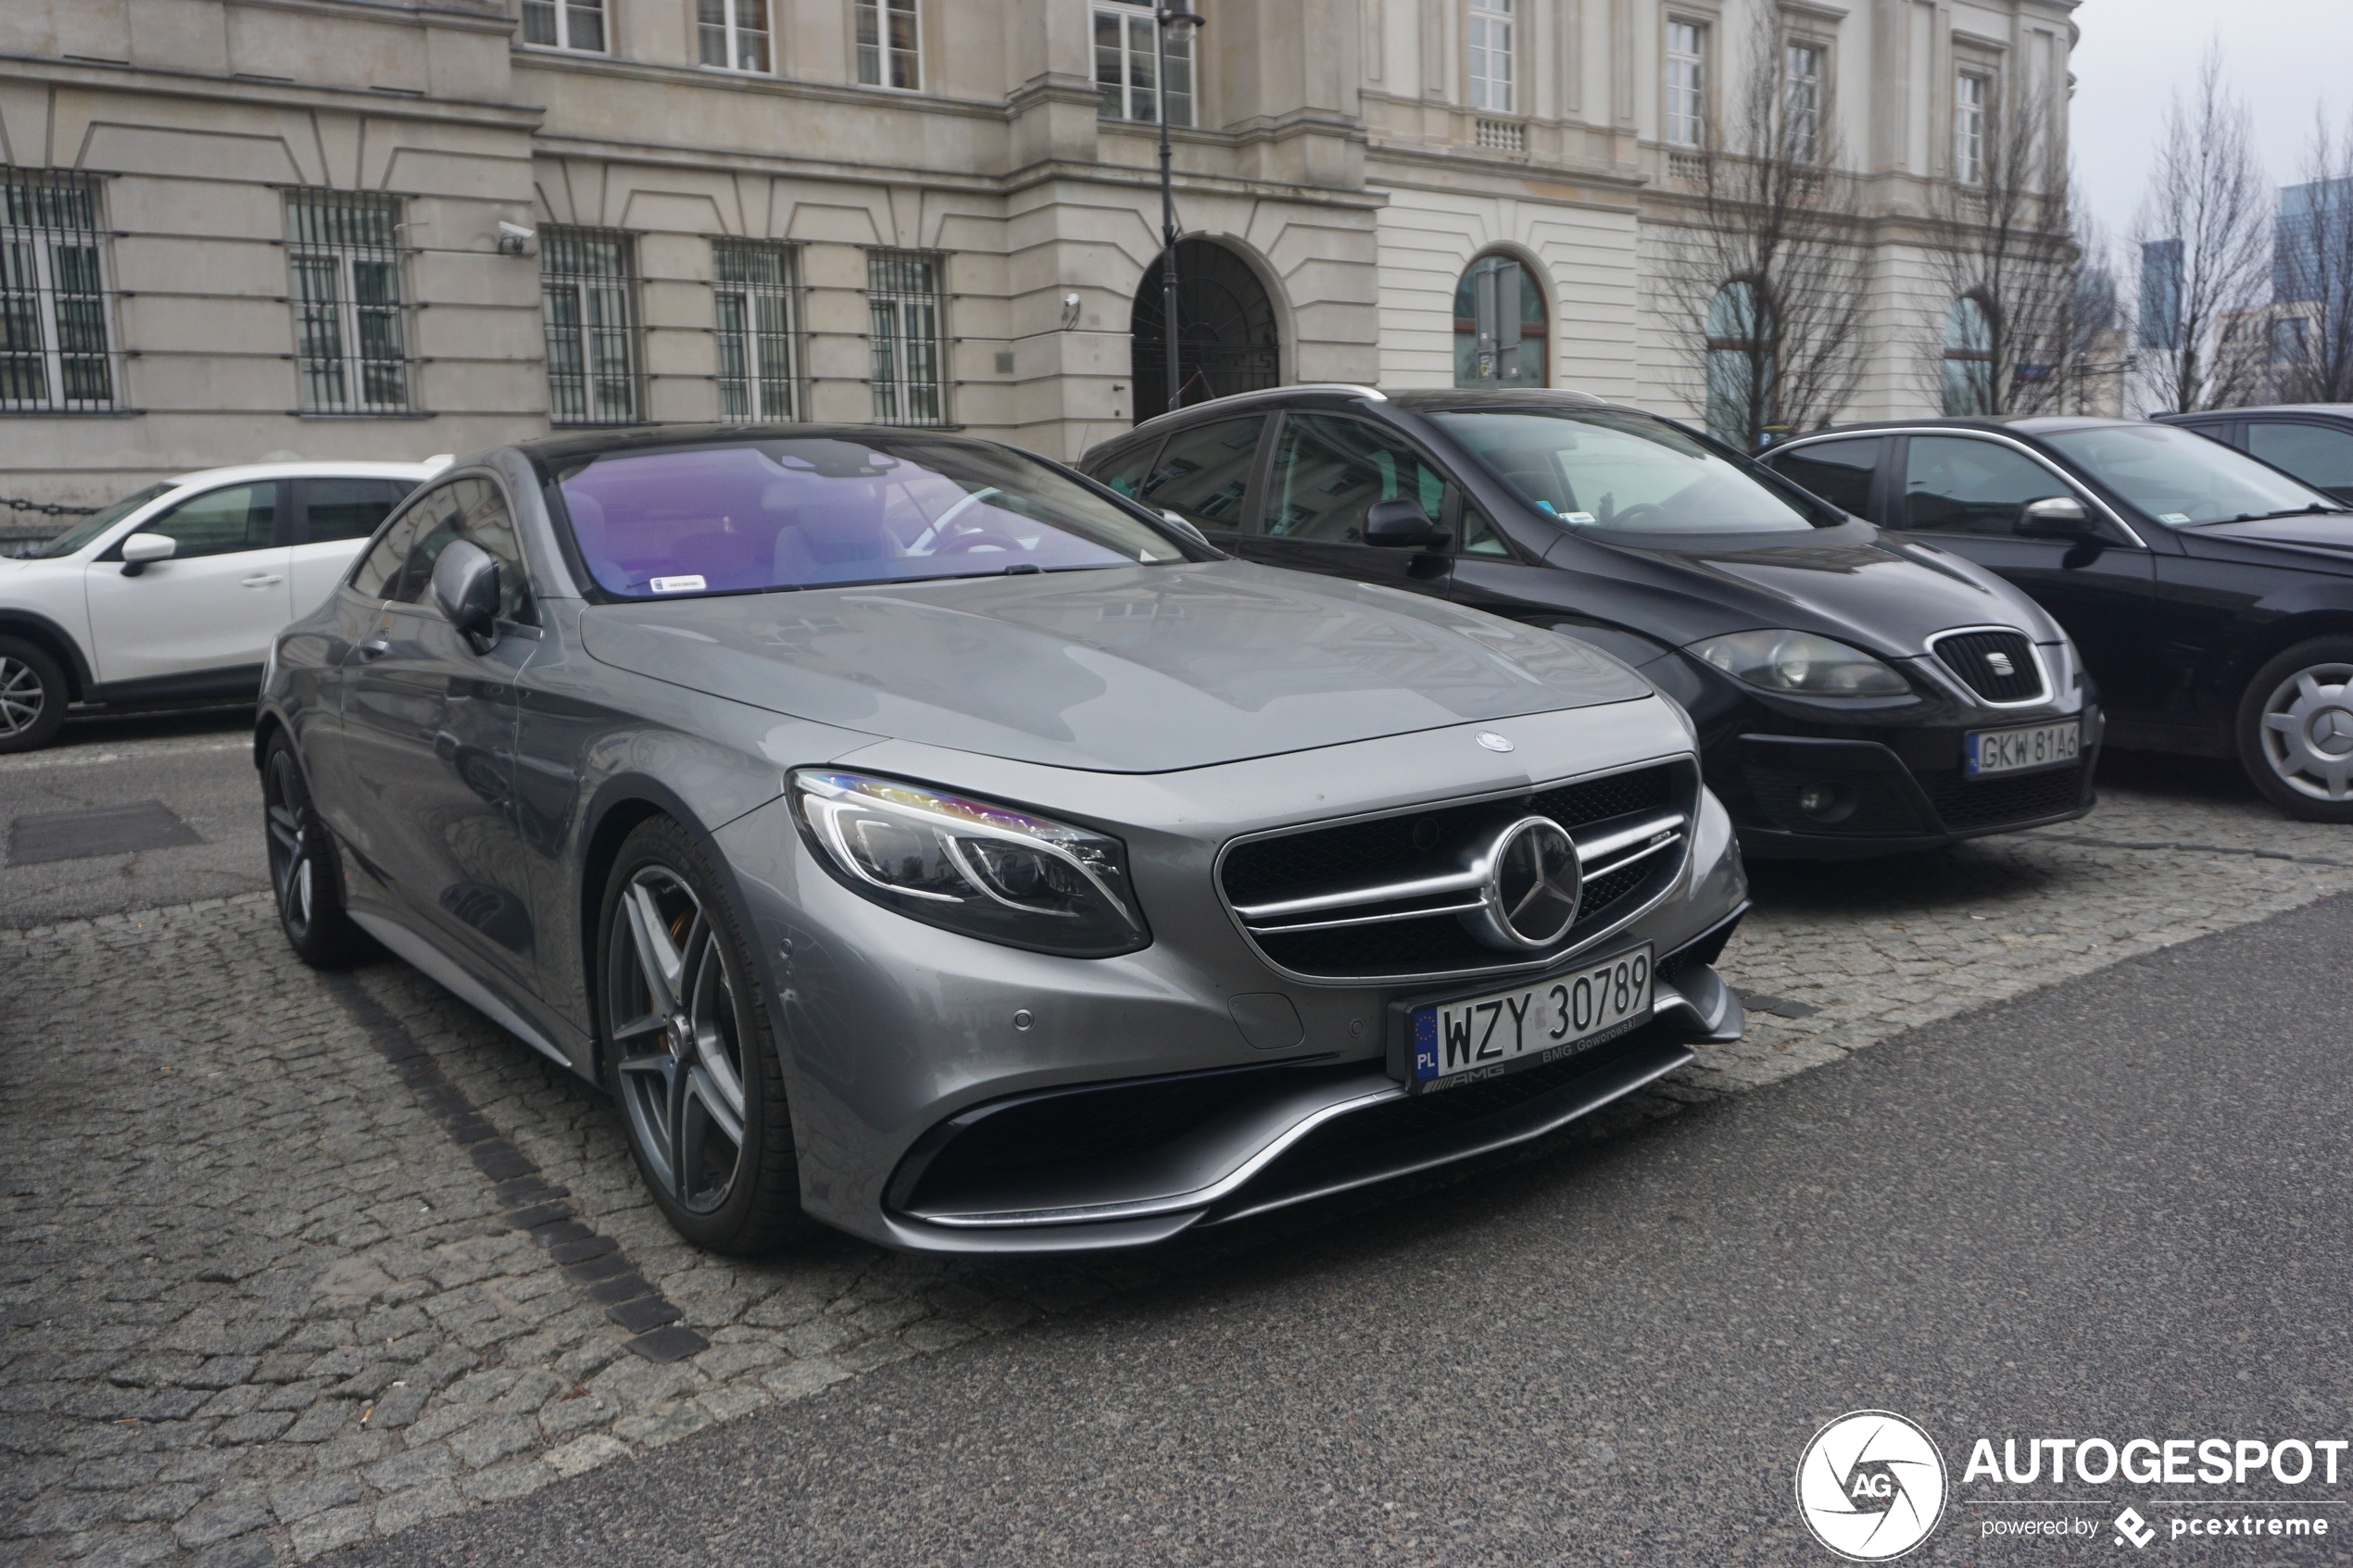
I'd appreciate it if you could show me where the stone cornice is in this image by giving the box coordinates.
[0,52,545,128]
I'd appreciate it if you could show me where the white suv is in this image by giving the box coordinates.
[0,458,446,751]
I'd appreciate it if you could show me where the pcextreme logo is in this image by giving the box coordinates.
[1795,1411,1950,1562]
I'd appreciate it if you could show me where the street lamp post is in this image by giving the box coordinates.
[1155,1,1202,416]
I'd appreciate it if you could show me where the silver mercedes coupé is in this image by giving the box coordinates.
[255,423,1749,1255]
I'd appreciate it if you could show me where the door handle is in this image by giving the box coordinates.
[356,638,391,661]
[240,574,285,588]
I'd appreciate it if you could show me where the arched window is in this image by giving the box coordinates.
[1129,239,1281,422]
[1942,296,1994,415]
[1453,254,1547,388]
[1705,280,1771,446]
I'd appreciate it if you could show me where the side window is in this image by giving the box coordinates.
[2247,422,2353,505]
[350,481,455,599]
[1771,437,1882,519]
[1901,436,2075,536]
[1139,417,1264,532]
[132,483,279,558]
[301,478,417,544]
[1088,437,1164,501]
[1457,498,1511,558]
[1261,413,1450,544]
[385,480,480,604]
[461,482,537,625]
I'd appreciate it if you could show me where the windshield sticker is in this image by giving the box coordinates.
[1563,510,1598,525]
[2159,513,2191,524]
[648,575,707,594]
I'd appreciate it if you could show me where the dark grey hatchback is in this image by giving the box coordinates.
[1081,385,2101,859]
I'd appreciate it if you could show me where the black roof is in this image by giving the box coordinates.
[1783,415,2145,442]
[2153,404,2353,421]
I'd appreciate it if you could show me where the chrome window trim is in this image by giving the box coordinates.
[1924,623,2055,709]
[1773,427,2149,549]
[1212,753,1695,987]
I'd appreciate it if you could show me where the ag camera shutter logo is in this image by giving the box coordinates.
[1795,1410,1948,1561]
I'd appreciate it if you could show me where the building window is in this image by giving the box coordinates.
[1454,254,1546,388]
[1666,21,1706,148]
[698,0,770,70]
[1095,3,1193,125]
[713,239,802,422]
[521,0,605,51]
[284,190,413,416]
[1943,295,1994,415]
[1955,72,1987,184]
[1467,0,1516,115]
[541,227,641,426]
[1705,279,1771,447]
[856,0,920,90]
[0,169,118,413]
[1783,43,1823,163]
[866,248,947,426]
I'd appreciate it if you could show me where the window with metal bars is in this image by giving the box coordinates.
[522,0,605,51]
[0,169,119,413]
[284,190,414,415]
[712,239,802,422]
[698,0,770,70]
[541,227,643,426]
[855,0,920,90]
[866,248,948,426]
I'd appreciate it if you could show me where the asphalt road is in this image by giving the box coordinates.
[0,704,262,924]
[336,889,2353,1565]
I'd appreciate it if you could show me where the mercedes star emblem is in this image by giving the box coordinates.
[1462,816,1583,951]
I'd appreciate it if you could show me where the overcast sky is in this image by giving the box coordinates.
[2070,0,2347,257]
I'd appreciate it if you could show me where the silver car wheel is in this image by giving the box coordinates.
[2257,660,2353,802]
[609,866,749,1215]
[263,748,316,935]
[0,655,44,739]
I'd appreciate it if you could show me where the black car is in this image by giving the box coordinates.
[1078,385,2100,859]
[1764,415,2353,822]
[2154,405,2353,506]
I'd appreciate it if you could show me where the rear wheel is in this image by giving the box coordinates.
[2237,635,2353,822]
[261,733,371,966]
[598,817,813,1253]
[0,636,68,754]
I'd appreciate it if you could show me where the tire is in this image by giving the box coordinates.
[598,817,814,1253]
[0,635,69,754]
[2236,635,2353,823]
[261,732,373,967]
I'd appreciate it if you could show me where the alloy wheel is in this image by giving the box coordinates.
[607,866,749,1215]
[0,656,44,739]
[263,749,316,937]
[2257,660,2353,802]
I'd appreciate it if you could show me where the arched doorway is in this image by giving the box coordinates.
[1453,253,1548,387]
[1130,239,1281,423]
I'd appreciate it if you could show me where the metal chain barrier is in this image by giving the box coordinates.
[1,495,98,517]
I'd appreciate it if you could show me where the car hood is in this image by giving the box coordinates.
[1542,519,2065,653]
[576,560,1654,772]
[2182,514,2353,572]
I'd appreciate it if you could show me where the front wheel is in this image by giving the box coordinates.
[2236,636,2353,822]
[598,817,814,1254]
[262,733,372,966]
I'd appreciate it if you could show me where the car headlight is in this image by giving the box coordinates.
[790,770,1149,957]
[1685,630,1912,696]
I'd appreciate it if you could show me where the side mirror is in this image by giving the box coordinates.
[2016,495,2100,540]
[1362,496,1451,551]
[119,533,176,577]
[431,539,501,652]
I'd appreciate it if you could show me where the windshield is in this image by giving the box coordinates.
[1428,408,1818,533]
[2042,423,2339,526]
[554,436,1187,599]
[27,483,175,558]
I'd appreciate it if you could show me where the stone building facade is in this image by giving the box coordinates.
[0,0,2077,522]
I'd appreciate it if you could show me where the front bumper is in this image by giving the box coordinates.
[710,703,1750,1254]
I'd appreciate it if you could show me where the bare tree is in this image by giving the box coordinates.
[2273,107,2353,403]
[2129,47,2273,413]
[1662,5,1871,450]
[1916,89,2079,415]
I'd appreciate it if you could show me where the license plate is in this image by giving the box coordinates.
[1407,946,1653,1093]
[1964,721,2081,778]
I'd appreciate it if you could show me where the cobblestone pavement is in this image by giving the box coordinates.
[4,761,2349,1566]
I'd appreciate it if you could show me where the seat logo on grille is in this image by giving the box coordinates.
[1465,816,1582,951]
[1984,650,2016,677]
[1476,732,1515,753]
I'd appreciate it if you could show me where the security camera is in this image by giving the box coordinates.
[496,220,536,257]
